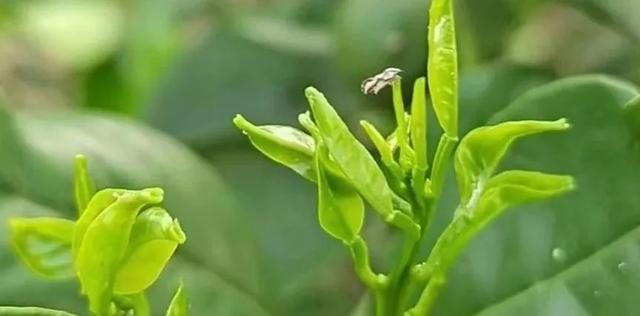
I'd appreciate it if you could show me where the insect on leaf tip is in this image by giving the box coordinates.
[361,67,403,95]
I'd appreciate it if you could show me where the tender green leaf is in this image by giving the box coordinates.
[233,115,316,181]
[360,120,395,165]
[433,76,640,315]
[359,120,403,184]
[73,154,96,216]
[114,207,186,294]
[0,194,85,313]
[72,189,124,260]
[165,282,188,316]
[0,108,266,314]
[411,77,428,171]
[0,306,77,316]
[76,188,164,315]
[412,171,573,314]
[411,77,428,200]
[131,292,150,316]
[455,119,570,206]
[391,79,415,171]
[428,0,459,137]
[476,170,575,218]
[305,87,394,218]
[315,144,364,243]
[8,217,74,279]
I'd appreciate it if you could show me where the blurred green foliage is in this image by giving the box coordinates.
[1,0,640,315]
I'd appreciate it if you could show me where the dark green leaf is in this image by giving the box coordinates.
[143,28,305,146]
[334,0,426,79]
[434,75,640,315]
[458,64,554,135]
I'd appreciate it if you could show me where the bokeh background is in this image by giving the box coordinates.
[1,0,640,315]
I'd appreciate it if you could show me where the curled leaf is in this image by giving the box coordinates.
[428,0,459,137]
[316,143,364,244]
[9,217,74,279]
[114,207,186,294]
[72,188,125,260]
[73,154,96,216]
[76,188,164,315]
[233,114,316,181]
[166,282,189,316]
[454,119,570,206]
[475,170,575,217]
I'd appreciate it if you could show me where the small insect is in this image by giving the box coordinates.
[360,67,402,95]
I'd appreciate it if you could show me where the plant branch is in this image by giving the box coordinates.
[348,236,387,290]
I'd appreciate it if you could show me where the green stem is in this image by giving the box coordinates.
[349,236,387,290]
[392,79,414,171]
[423,134,457,229]
[408,209,476,315]
[375,289,388,316]
[131,292,150,316]
[387,211,421,241]
[404,275,445,316]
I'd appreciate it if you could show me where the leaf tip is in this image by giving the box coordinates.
[171,219,187,244]
[553,118,571,130]
[140,187,164,204]
[565,176,577,191]
[232,114,248,129]
[304,86,321,99]
[75,154,88,166]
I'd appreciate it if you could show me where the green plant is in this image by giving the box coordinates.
[233,0,575,314]
[4,155,188,316]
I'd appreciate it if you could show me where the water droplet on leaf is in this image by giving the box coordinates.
[551,248,567,263]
